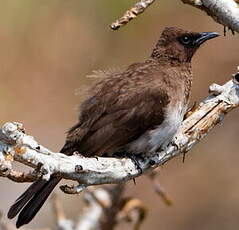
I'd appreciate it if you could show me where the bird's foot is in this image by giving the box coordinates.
[127,154,144,175]
[113,152,143,178]
[116,152,143,174]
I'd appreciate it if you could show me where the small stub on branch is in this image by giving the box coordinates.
[60,184,87,194]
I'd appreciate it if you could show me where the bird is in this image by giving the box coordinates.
[7,27,219,228]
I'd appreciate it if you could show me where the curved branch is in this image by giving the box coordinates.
[0,69,239,189]
[182,0,239,33]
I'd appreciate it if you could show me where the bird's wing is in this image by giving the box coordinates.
[61,64,170,156]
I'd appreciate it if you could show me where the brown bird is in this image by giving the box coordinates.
[7,27,219,228]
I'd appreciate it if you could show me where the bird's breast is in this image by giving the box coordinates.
[148,100,186,153]
[126,100,187,155]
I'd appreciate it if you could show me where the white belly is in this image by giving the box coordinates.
[149,103,185,152]
[127,102,186,154]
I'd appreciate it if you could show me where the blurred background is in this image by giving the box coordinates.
[0,1,238,229]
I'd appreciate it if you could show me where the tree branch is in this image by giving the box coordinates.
[182,0,239,33]
[0,69,239,190]
[110,0,239,33]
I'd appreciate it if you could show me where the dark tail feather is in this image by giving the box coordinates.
[8,179,47,219]
[15,177,61,228]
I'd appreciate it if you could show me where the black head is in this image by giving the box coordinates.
[151,27,219,62]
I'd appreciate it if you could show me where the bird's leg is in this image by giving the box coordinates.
[115,152,142,185]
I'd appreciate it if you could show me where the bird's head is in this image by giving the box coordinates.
[151,27,219,63]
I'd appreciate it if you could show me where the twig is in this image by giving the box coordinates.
[110,0,156,30]
[147,170,173,206]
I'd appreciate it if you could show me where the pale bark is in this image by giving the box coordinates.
[0,70,239,190]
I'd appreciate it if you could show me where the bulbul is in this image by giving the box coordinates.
[7,27,219,228]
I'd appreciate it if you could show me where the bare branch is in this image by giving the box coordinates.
[110,0,156,30]
[182,0,239,33]
[0,69,239,191]
[0,69,239,230]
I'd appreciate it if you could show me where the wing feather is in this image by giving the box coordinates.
[61,62,170,156]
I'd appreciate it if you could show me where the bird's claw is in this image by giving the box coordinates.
[128,154,143,175]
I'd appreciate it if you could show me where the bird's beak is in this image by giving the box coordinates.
[195,32,219,46]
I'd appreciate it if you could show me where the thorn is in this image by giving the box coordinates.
[182,152,186,163]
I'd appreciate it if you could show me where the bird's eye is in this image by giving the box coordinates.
[180,35,192,45]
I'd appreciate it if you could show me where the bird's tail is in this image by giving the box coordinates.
[8,177,61,228]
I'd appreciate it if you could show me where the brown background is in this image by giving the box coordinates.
[0,1,239,230]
